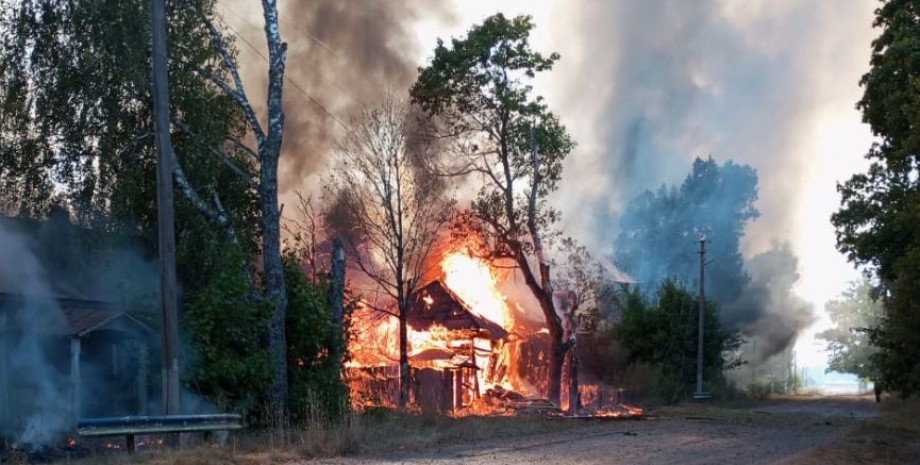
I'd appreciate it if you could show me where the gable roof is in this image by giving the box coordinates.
[407,280,507,340]
[0,293,151,338]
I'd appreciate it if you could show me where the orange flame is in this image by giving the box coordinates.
[441,251,513,330]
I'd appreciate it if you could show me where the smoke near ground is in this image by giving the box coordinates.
[0,223,69,445]
[726,244,816,361]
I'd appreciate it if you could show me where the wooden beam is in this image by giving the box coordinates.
[70,337,81,425]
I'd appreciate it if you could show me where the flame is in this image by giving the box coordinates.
[441,251,513,330]
[593,404,644,418]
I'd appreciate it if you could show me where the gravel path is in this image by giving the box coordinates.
[306,394,880,465]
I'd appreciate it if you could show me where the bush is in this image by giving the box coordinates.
[185,244,274,417]
[615,280,741,403]
[285,256,350,423]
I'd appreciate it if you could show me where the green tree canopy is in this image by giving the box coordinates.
[410,13,575,404]
[615,280,740,403]
[832,0,920,396]
[615,157,759,305]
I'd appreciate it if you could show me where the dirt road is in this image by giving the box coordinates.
[310,394,881,465]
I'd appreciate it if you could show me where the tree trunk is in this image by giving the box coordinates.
[547,335,564,405]
[398,302,410,408]
[262,159,288,423]
[516,252,566,405]
[259,0,288,424]
[566,346,581,415]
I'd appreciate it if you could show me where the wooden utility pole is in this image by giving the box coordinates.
[151,0,180,417]
[328,237,346,372]
[694,237,710,399]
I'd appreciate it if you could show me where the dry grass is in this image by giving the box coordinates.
[54,409,584,465]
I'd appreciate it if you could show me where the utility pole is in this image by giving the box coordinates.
[151,0,180,418]
[328,237,346,373]
[694,236,711,400]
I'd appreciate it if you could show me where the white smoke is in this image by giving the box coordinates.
[0,222,70,445]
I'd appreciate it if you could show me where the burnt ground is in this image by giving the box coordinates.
[305,393,916,465]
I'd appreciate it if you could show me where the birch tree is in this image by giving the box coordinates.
[326,98,453,408]
[410,14,575,404]
[199,1,290,419]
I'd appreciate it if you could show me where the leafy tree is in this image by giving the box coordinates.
[817,277,882,380]
[185,244,273,417]
[199,0,292,417]
[831,0,920,396]
[326,98,453,409]
[410,13,575,404]
[0,0,312,417]
[615,157,759,305]
[284,256,350,422]
[615,280,740,403]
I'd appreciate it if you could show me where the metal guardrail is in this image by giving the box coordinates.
[77,414,243,453]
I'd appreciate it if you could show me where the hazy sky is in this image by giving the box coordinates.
[413,1,878,368]
[225,1,879,369]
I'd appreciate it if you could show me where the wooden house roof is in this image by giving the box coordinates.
[407,280,507,340]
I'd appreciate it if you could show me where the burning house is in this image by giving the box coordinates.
[407,280,507,412]
[346,244,643,417]
[347,247,559,414]
[347,278,510,412]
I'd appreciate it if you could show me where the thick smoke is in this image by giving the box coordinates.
[550,1,874,248]
[541,1,875,355]
[725,244,816,360]
[221,0,454,198]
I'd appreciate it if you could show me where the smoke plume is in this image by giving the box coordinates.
[540,0,875,354]
[220,0,454,199]
[725,244,816,360]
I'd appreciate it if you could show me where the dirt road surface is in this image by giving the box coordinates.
[309,394,881,465]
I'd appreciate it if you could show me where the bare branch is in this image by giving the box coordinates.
[202,16,266,146]
[172,152,238,242]
[172,117,257,188]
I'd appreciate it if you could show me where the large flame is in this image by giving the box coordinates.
[440,251,513,330]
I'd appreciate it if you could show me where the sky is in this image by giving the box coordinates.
[411,0,878,370]
[222,0,879,371]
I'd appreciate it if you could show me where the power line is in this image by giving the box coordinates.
[213,0,355,132]
[211,3,351,133]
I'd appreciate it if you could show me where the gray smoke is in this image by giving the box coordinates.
[725,243,816,360]
[542,0,874,354]
[0,212,161,446]
[221,0,454,199]
[0,223,70,445]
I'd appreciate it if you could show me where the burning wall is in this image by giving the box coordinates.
[346,246,554,412]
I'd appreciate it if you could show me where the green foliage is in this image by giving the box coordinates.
[615,280,741,403]
[818,277,883,380]
[410,13,574,253]
[0,0,258,236]
[832,0,920,396]
[284,256,349,422]
[185,244,273,416]
[615,157,759,305]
